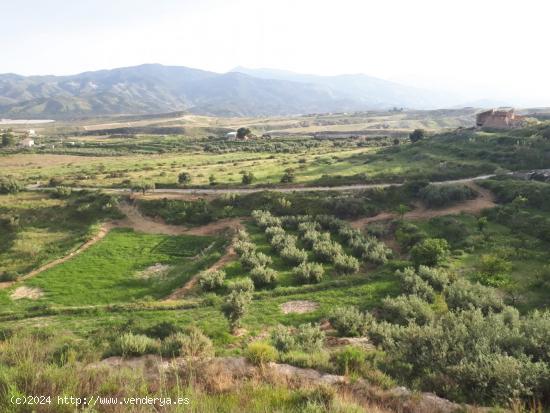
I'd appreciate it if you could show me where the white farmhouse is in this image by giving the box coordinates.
[19,138,35,148]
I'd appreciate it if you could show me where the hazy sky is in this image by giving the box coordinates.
[1,0,549,105]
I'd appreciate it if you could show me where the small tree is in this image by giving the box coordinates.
[477,216,488,233]
[198,270,226,291]
[1,130,15,147]
[396,204,408,221]
[178,172,192,185]
[410,238,449,267]
[237,127,251,139]
[280,169,295,183]
[222,290,252,333]
[409,128,425,143]
[241,171,255,185]
[0,177,22,194]
[209,174,217,186]
[132,182,155,195]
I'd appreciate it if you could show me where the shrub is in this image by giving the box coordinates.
[417,265,450,291]
[271,325,297,352]
[251,210,281,228]
[234,239,256,256]
[270,233,297,253]
[381,295,435,325]
[240,251,272,270]
[295,323,325,352]
[410,238,450,267]
[0,271,19,282]
[328,306,370,337]
[161,327,213,358]
[293,262,324,284]
[298,221,320,235]
[280,169,295,183]
[241,171,255,185]
[419,184,477,208]
[265,225,285,241]
[246,342,278,366]
[0,177,22,194]
[145,321,182,340]
[250,266,278,288]
[280,245,308,265]
[312,239,343,263]
[226,278,255,294]
[332,346,366,375]
[396,267,436,302]
[222,290,252,332]
[445,278,504,314]
[114,333,159,357]
[409,128,425,143]
[178,171,192,185]
[478,254,512,277]
[50,186,72,198]
[198,270,226,291]
[333,254,360,275]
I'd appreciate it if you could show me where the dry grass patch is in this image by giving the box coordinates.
[10,286,44,300]
[280,300,319,314]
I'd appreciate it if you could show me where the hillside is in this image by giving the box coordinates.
[0,64,457,119]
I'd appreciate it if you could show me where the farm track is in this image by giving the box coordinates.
[350,182,496,229]
[26,174,496,197]
[0,203,243,290]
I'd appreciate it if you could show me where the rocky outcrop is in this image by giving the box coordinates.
[87,356,488,412]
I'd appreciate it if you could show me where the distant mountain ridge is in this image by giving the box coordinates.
[0,63,458,119]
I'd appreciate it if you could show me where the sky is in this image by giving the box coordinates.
[1,0,549,106]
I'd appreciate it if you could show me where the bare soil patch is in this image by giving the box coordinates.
[11,286,44,300]
[280,300,319,314]
[135,263,172,279]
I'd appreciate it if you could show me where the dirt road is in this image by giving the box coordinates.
[350,182,495,229]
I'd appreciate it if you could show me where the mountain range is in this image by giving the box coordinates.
[0,63,461,119]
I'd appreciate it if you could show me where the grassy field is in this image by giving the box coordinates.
[0,229,224,309]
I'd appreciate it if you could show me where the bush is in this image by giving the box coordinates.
[419,184,477,208]
[246,342,278,366]
[409,128,425,143]
[445,278,504,314]
[278,350,331,371]
[241,171,255,185]
[240,251,272,270]
[396,267,436,302]
[198,270,226,291]
[293,262,324,284]
[234,239,256,256]
[226,278,255,294]
[271,325,297,352]
[417,265,450,291]
[145,321,182,339]
[332,346,366,375]
[178,171,191,185]
[333,254,360,275]
[251,210,281,228]
[0,271,19,282]
[161,327,213,358]
[328,306,370,337]
[250,265,278,288]
[312,239,343,263]
[0,177,22,194]
[270,233,297,253]
[410,238,450,267]
[114,333,159,357]
[381,294,435,325]
[280,245,308,265]
[265,225,285,241]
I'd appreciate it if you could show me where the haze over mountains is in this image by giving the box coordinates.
[0,63,476,119]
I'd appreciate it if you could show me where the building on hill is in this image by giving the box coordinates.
[476,108,526,129]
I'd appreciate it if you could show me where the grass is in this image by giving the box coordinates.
[0,192,117,275]
[0,229,224,309]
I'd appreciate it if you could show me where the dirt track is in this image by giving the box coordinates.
[350,182,495,229]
